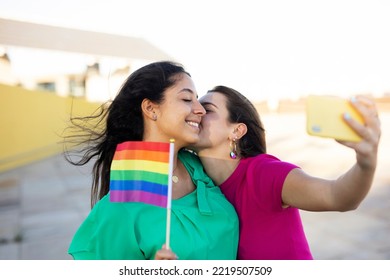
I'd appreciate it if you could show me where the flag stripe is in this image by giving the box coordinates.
[111,160,169,174]
[110,170,168,185]
[113,149,169,163]
[109,141,172,207]
[110,180,168,195]
[110,190,167,207]
[116,141,170,152]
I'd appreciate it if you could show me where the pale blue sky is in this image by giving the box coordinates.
[1,0,390,101]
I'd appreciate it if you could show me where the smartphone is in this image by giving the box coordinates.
[305,95,364,142]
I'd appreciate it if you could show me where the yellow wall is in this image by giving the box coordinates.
[0,84,102,172]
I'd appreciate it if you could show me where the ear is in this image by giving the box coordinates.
[141,98,158,121]
[231,123,247,140]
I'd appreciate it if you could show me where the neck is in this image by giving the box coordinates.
[197,154,240,186]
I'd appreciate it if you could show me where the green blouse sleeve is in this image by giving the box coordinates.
[68,196,148,260]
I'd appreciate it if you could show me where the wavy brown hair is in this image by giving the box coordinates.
[207,85,267,157]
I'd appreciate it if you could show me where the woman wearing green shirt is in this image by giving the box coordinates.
[64,61,238,260]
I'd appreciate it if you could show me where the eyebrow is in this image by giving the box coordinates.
[200,101,218,109]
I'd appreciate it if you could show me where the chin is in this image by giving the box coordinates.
[184,135,200,145]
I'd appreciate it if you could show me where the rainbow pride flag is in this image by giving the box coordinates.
[109,141,173,208]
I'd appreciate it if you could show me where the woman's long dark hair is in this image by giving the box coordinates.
[207,85,267,157]
[63,61,189,207]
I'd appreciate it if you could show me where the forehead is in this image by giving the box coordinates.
[169,74,197,94]
[200,91,227,106]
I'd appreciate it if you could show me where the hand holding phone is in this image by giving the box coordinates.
[306,95,364,142]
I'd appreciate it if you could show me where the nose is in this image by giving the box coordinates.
[193,99,206,116]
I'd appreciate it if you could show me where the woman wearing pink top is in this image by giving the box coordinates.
[189,85,381,260]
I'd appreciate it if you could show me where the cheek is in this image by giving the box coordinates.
[201,121,214,134]
[204,116,223,131]
[201,114,216,125]
[203,121,225,138]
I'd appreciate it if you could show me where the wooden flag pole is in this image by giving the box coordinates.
[165,139,175,249]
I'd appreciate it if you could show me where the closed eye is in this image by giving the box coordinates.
[203,107,213,113]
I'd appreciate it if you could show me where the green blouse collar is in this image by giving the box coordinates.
[178,149,214,215]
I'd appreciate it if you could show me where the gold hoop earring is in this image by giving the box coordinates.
[229,138,237,159]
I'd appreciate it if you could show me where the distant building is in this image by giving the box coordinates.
[0,47,18,85]
[0,18,172,102]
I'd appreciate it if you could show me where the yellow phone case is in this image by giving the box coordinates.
[306,95,364,142]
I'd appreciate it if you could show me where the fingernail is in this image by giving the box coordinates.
[344,112,351,120]
[350,96,357,103]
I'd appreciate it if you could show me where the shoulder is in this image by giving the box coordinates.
[178,149,204,173]
[245,153,281,164]
[243,154,299,177]
[178,149,201,165]
[93,194,151,217]
[179,149,217,188]
[245,153,297,167]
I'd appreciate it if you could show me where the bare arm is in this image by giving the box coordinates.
[282,96,381,211]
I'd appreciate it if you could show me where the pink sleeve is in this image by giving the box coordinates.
[247,154,299,211]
